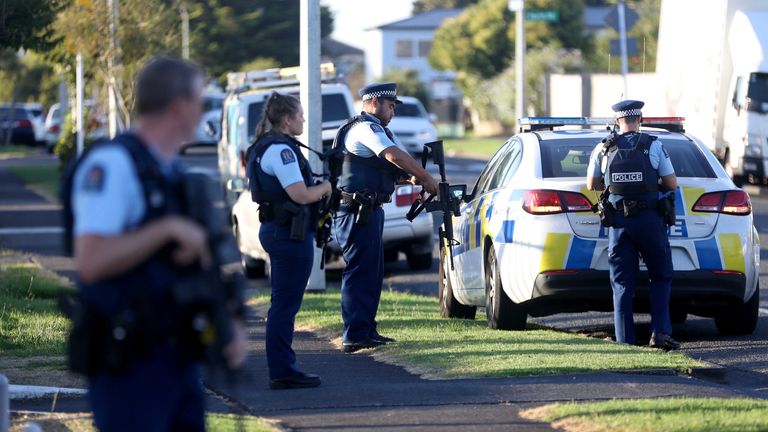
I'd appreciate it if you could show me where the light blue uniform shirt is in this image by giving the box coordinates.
[345,113,406,157]
[259,143,304,188]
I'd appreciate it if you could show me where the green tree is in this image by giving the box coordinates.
[187,1,334,79]
[378,69,429,106]
[413,0,478,14]
[0,0,66,51]
[586,0,661,72]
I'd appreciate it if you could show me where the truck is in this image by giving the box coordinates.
[656,0,768,186]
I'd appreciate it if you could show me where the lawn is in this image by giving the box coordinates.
[442,136,506,158]
[11,412,279,432]
[0,262,73,357]
[521,398,768,432]
[7,164,61,201]
[0,144,39,159]
[252,290,701,378]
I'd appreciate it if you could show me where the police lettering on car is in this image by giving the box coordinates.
[587,99,681,350]
[67,57,248,432]
[246,92,331,389]
[332,82,438,353]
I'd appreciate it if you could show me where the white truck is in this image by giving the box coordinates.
[656,0,768,186]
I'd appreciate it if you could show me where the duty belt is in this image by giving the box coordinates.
[615,200,658,212]
[340,191,391,207]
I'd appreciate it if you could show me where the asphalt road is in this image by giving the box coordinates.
[2,147,767,398]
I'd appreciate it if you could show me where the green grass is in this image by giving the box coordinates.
[526,398,768,432]
[0,263,74,356]
[13,413,279,432]
[253,290,701,378]
[0,144,37,157]
[442,137,506,158]
[7,164,60,201]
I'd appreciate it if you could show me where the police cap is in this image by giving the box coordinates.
[612,99,644,119]
[360,82,402,104]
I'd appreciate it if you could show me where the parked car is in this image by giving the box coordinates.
[0,106,36,145]
[440,116,760,337]
[219,65,435,277]
[184,91,225,152]
[387,96,438,154]
[44,103,63,152]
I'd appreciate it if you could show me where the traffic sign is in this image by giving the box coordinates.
[610,38,638,56]
[605,5,639,32]
[525,10,560,22]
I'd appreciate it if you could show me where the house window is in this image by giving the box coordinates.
[418,41,432,58]
[396,40,413,58]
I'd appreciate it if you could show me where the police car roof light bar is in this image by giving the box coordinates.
[641,117,686,133]
[226,63,337,93]
[518,117,615,132]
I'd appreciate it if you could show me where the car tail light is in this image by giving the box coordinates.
[395,184,421,207]
[48,124,60,133]
[692,190,751,215]
[712,270,744,276]
[522,190,593,215]
[14,119,32,129]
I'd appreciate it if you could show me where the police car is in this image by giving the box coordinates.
[440,117,760,336]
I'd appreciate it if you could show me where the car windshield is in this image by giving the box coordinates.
[395,103,425,118]
[247,93,351,134]
[747,73,768,113]
[0,108,29,120]
[539,136,717,178]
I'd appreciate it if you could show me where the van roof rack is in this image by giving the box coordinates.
[226,63,338,93]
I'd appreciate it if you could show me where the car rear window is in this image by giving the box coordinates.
[0,108,29,120]
[247,93,351,134]
[395,103,425,118]
[539,137,717,178]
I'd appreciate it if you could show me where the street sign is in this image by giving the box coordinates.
[605,5,639,32]
[525,10,560,22]
[610,38,638,56]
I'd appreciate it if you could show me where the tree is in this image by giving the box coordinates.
[0,0,66,51]
[187,1,335,79]
[413,0,478,14]
[586,0,661,72]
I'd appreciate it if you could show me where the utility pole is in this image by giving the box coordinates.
[76,53,85,157]
[107,0,121,138]
[509,0,526,129]
[617,0,629,98]
[180,4,190,60]
[300,0,325,292]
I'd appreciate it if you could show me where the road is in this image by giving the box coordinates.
[1,147,767,397]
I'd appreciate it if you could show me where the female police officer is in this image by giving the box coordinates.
[246,92,332,389]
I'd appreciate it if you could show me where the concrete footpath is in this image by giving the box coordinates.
[0,158,761,431]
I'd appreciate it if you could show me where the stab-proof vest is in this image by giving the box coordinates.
[333,112,405,196]
[602,132,659,203]
[246,133,314,224]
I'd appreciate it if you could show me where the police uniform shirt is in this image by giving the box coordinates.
[259,143,304,188]
[73,146,147,236]
[345,114,407,158]
[587,134,675,190]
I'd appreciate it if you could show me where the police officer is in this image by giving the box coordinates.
[333,83,439,353]
[71,57,247,431]
[245,92,330,389]
[587,100,681,350]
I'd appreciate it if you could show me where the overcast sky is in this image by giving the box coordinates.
[324,0,414,49]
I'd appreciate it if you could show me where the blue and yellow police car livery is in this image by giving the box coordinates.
[440,117,760,335]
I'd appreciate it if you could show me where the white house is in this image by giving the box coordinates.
[364,8,464,86]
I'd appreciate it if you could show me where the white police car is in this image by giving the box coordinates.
[439,117,760,336]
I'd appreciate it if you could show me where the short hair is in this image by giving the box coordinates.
[134,56,204,116]
[620,115,642,124]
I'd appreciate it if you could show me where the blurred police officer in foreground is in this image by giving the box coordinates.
[333,83,438,353]
[587,100,681,350]
[70,57,247,430]
[246,92,331,389]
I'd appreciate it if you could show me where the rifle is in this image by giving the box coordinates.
[405,140,467,270]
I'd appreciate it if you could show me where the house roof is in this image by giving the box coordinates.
[322,37,364,57]
[371,8,464,31]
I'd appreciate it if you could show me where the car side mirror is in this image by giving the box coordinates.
[204,120,216,137]
[428,113,438,123]
[227,177,247,193]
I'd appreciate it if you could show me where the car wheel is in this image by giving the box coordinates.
[439,246,476,320]
[384,248,399,263]
[485,246,526,330]
[714,282,759,335]
[234,220,265,279]
[407,251,433,270]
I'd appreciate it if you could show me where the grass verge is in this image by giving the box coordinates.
[251,290,701,378]
[520,398,768,432]
[0,262,73,357]
[0,145,39,159]
[442,137,506,159]
[7,164,60,201]
[11,412,280,432]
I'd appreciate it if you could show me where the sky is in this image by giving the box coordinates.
[324,0,414,49]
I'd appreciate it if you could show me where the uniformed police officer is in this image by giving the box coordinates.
[245,92,331,389]
[333,83,439,353]
[587,100,681,350]
[71,57,247,431]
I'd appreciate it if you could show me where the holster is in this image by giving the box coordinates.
[595,192,615,228]
[658,194,676,227]
[259,201,307,241]
[352,192,376,225]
